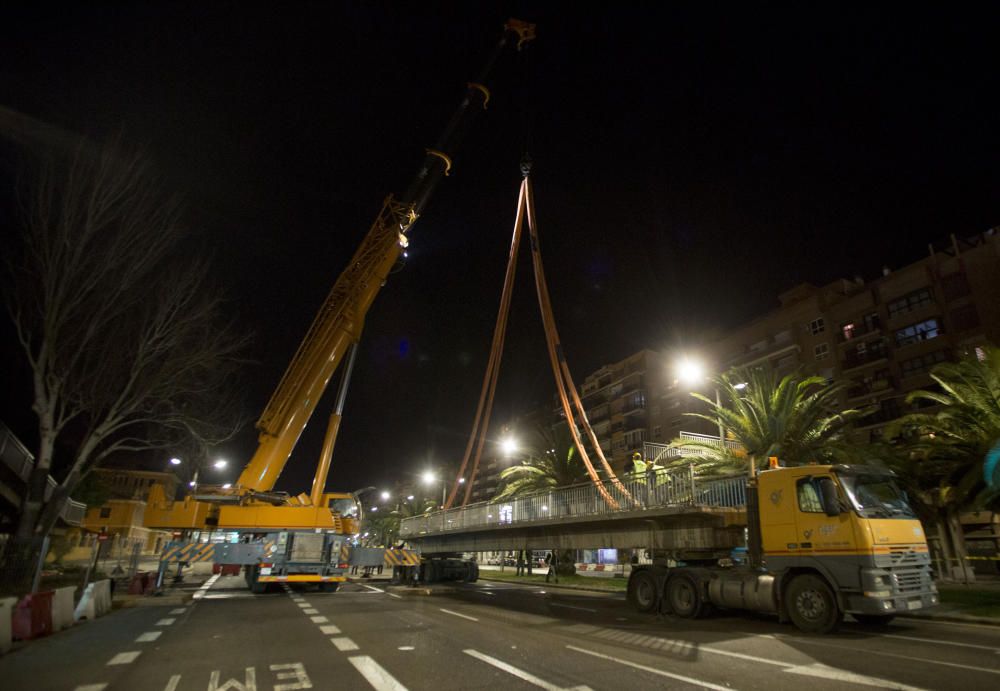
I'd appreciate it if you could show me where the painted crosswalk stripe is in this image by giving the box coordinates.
[567,645,731,690]
[331,637,360,651]
[348,655,408,691]
[170,608,186,614]
[135,631,162,642]
[464,649,591,691]
[107,651,141,665]
[320,624,342,635]
[73,685,107,691]
[311,615,329,623]
[156,618,176,626]
[303,608,319,615]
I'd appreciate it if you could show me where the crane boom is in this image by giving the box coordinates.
[236,18,536,494]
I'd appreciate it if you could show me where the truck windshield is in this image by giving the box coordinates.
[837,472,916,519]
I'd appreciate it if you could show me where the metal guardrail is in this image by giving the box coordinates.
[1,421,86,526]
[400,466,746,539]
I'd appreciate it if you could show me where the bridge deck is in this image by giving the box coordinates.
[401,468,748,553]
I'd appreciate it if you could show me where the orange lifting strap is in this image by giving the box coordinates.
[444,174,635,510]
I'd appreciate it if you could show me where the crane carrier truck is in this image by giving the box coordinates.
[400,460,938,633]
[143,18,536,592]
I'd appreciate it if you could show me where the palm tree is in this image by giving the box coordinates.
[670,366,868,470]
[887,346,1000,580]
[493,424,591,500]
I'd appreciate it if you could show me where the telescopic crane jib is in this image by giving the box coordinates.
[145,19,536,537]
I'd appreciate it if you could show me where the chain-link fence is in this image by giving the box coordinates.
[0,535,50,596]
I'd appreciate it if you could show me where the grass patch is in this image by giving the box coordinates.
[479,570,628,592]
[937,585,1000,618]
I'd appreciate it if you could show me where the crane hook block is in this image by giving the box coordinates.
[467,82,491,109]
[504,18,537,50]
[425,148,453,176]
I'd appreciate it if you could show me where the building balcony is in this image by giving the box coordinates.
[837,320,882,345]
[841,350,889,373]
[846,376,897,402]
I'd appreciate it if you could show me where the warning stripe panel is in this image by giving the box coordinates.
[160,542,218,563]
[383,549,420,566]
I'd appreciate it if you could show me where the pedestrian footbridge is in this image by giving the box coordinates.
[400,466,748,555]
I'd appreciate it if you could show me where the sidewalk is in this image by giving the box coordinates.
[898,580,1000,626]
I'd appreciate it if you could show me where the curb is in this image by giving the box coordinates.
[898,611,1000,626]
[478,575,626,595]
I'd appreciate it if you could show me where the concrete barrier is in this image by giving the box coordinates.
[0,597,15,654]
[74,580,111,622]
[51,586,75,631]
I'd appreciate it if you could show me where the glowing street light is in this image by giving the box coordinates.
[169,457,182,466]
[501,436,518,456]
[380,491,391,501]
[675,357,706,386]
[213,459,228,470]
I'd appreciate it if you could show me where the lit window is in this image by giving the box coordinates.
[841,323,855,340]
[894,318,941,347]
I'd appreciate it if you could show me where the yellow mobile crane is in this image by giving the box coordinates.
[145,19,536,592]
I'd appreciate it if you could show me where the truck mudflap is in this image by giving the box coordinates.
[257,575,347,583]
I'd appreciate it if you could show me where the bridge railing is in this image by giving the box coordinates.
[400,467,746,539]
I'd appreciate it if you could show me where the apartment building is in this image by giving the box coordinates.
[703,229,1000,440]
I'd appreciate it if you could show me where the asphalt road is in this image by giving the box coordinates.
[3,573,1000,690]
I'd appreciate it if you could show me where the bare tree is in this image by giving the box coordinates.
[3,138,248,543]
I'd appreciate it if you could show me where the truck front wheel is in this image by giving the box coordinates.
[627,571,658,613]
[665,574,708,619]
[786,574,842,634]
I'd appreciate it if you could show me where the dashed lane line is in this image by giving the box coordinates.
[388,593,403,599]
[155,618,176,626]
[362,584,384,593]
[320,625,342,635]
[332,637,360,652]
[439,608,478,622]
[73,685,107,691]
[348,655,409,691]
[463,649,591,691]
[566,645,732,691]
[303,608,319,615]
[311,615,329,623]
[169,608,186,615]
[107,651,142,665]
[135,631,162,642]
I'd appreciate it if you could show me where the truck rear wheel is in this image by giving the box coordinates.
[786,574,842,634]
[665,574,708,619]
[627,571,658,613]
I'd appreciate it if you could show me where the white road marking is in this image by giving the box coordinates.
[388,593,402,599]
[331,637,360,651]
[883,632,1000,653]
[73,685,107,691]
[362,584,384,593]
[566,645,732,691]
[170,608,187,614]
[310,615,329,623]
[107,651,141,665]
[320,624,342,635]
[900,618,1000,631]
[209,667,256,691]
[303,608,319,615]
[156,618,176,626]
[439,608,478,622]
[549,603,597,613]
[163,675,181,691]
[348,655,408,691]
[297,602,310,608]
[477,591,494,596]
[135,631,162,642]
[787,635,1000,678]
[398,646,414,651]
[785,662,928,689]
[464,649,591,691]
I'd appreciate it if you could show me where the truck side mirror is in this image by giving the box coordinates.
[817,477,840,517]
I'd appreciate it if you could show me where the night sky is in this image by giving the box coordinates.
[2,3,998,497]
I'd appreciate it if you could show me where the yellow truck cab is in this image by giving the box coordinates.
[757,464,938,628]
